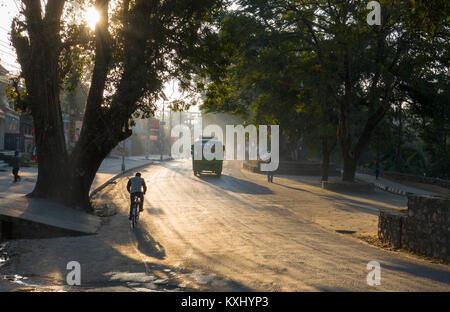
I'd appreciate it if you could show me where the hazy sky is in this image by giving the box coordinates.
[0,0,199,112]
[0,0,20,75]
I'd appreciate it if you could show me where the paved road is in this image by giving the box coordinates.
[1,159,449,291]
[111,159,450,291]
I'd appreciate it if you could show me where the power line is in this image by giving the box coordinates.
[13,0,21,13]
[0,48,16,58]
[0,42,14,52]
[0,42,15,51]
[0,42,14,50]
[0,25,11,32]
[0,46,14,55]
[0,60,21,71]
[0,77,12,84]
[0,65,21,72]
[0,54,19,64]
[0,48,14,57]
[0,38,12,44]
[0,57,19,65]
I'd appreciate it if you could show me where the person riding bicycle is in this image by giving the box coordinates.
[127,172,147,220]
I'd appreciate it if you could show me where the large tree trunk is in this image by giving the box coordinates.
[338,48,392,182]
[10,0,190,210]
[321,138,330,182]
[28,56,68,200]
[321,136,336,182]
[394,107,403,172]
[342,154,357,181]
[11,0,132,209]
[13,0,69,200]
[339,51,356,181]
[60,0,149,209]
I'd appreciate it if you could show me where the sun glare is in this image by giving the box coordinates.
[85,7,100,30]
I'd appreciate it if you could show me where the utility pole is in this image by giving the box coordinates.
[120,122,127,172]
[160,104,164,161]
[168,109,172,157]
[121,139,126,172]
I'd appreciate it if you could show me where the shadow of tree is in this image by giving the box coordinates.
[0,189,253,292]
[197,174,273,195]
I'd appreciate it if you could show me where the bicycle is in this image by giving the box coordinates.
[130,195,141,228]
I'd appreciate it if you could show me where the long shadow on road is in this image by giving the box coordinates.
[156,160,273,195]
[0,186,253,291]
[381,261,450,285]
[271,181,313,194]
[197,174,273,195]
[132,225,166,260]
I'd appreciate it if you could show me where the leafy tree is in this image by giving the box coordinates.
[203,0,448,181]
[9,0,225,209]
[199,13,339,179]
[402,74,450,178]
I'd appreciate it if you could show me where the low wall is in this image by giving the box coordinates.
[358,167,450,189]
[378,195,449,263]
[378,209,404,249]
[243,160,340,176]
[321,181,374,193]
[0,215,88,240]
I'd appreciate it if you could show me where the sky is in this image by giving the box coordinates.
[0,0,198,112]
[0,0,21,75]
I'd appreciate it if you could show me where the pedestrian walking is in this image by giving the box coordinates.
[267,170,274,183]
[12,151,21,183]
[375,160,380,180]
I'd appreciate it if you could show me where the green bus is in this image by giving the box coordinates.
[191,136,224,176]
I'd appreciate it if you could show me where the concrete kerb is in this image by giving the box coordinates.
[321,180,374,193]
[89,161,154,198]
[373,181,408,196]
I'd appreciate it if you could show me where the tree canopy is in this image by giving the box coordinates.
[9,0,227,208]
[198,0,449,180]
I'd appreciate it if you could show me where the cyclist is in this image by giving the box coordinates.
[127,172,147,220]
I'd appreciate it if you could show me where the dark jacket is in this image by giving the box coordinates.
[12,155,21,169]
[127,176,147,194]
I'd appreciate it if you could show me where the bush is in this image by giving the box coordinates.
[20,152,31,167]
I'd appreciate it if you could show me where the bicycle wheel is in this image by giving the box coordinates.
[132,214,137,228]
[131,203,137,228]
[136,199,140,222]
[132,209,137,228]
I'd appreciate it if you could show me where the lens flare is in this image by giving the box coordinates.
[85,7,100,30]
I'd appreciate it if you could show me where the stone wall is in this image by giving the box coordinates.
[378,209,404,249]
[378,195,449,263]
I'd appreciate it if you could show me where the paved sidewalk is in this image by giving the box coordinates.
[0,155,168,197]
[92,155,170,192]
[356,173,438,196]
[0,155,162,237]
[253,172,408,237]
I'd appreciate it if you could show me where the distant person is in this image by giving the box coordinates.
[12,151,21,183]
[126,172,147,220]
[261,154,274,183]
[267,170,274,183]
[375,161,381,180]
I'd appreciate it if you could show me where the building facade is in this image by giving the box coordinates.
[0,64,34,152]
